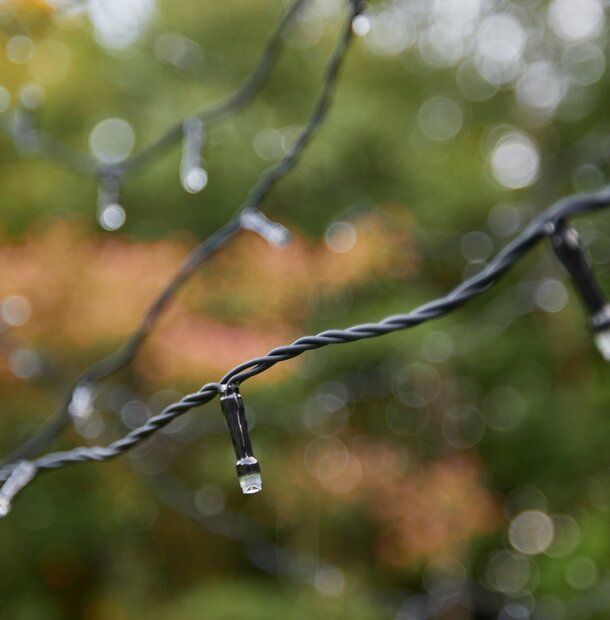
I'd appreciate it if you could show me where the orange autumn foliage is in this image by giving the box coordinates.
[369,453,501,566]
[293,436,501,568]
[0,208,417,383]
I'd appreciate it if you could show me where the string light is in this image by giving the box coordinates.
[219,385,262,495]
[0,0,357,472]
[547,218,610,359]
[180,117,208,193]
[68,383,96,422]
[1,5,607,617]
[0,0,309,192]
[97,172,126,231]
[0,0,608,514]
[3,186,610,508]
[240,208,291,247]
[0,461,36,517]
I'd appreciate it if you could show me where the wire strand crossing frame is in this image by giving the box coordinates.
[0,0,356,467]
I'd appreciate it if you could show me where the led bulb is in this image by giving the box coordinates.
[594,331,610,361]
[240,208,291,247]
[0,496,10,518]
[591,305,610,360]
[237,458,263,495]
[183,167,208,193]
[549,219,610,361]
[0,460,37,517]
[181,117,207,193]
[97,174,125,231]
[68,383,95,422]
[219,384,262,495]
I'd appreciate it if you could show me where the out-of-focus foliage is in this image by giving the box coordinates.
[1,0,610,619]
[0,209,415,382]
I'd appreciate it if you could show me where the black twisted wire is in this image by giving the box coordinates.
[0,0,307,177]
[4,185,610,490]
[220,188,610,383]
[0,0,361,473]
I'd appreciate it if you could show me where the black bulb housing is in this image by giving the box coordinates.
[219,385,262,494]
[549,218,610,359]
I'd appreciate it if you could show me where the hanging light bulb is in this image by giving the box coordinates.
[0,461,36,517]
[97,172,126,231]
[68,383,96,422]
[180,117,208,193]
[240,208,291,247]
[548,218,610,359]
[219,384,262,495]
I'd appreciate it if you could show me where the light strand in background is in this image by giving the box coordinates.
[0,0,359,470]
[0,0,308,203]
[2,184,610,510]
[0,2,362,479]
[180,117,208,193]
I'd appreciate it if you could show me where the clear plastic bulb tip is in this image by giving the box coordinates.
[267,224,291,247]
[594,330,610,361]
[239,472,263,495]
[0,460,37,517]
[0,496,11,518]
[182,167,208,193]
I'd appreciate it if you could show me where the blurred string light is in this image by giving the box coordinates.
[96,171,125,231]
[0,343,357,593]
[180,117,208,193]
[0,461,36,517]
[0,320,606,617]
[0,0,316,461]
[0,0,310,210]
[0,0,609,524]
[0,0,364,499]
[4,181,610,507]
[1,6,609,616]
[239,208,291,247]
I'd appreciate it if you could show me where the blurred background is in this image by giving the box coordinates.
[1,0,610,618]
